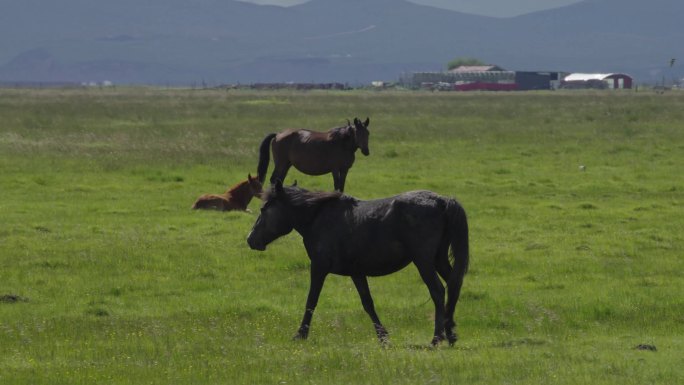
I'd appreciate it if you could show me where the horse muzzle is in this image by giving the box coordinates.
[247,232,266,251]
[361,148,370,156]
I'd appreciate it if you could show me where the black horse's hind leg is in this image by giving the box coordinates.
[436,258,458,346]
[415,261,447,346]
[294,266,328,340]
[444,264,465,346]
[351,275,389,344]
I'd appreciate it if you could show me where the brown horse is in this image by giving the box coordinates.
[192,174,263,211]
[256,117,370,192]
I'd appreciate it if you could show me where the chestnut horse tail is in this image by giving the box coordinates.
[257,133,276,184]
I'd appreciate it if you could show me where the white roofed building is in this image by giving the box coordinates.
[563,73,633,89]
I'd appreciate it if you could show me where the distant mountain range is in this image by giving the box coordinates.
[1,0,681,85]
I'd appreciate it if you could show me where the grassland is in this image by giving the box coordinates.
[0,88,683,384]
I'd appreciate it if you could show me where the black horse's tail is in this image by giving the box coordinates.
[446,199,470,280]
[257,133,276,184]
[444,198,469,345]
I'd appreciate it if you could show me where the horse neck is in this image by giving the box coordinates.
[227,182,254,206]
[330,126,357,151]
[290,209,318,238]
[287,192,344,236]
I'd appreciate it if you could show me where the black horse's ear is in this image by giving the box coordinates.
[353,117,360,125]
[248,173,252,180]
[346,119,351,126]
[364,117,370,127]
[291,179,298,187]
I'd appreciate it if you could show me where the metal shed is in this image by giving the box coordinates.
[563,73,633,89]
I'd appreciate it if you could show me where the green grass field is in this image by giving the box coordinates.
[1,88,683,384]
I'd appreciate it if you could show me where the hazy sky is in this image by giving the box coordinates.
[237,0,585,17]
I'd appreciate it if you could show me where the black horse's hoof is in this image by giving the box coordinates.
[446,332,458,346]
[430,334,446,347]
[375,324,390,345]
[292,331,309,341]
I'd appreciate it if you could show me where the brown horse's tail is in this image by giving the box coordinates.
[257,133,276,184]
[447,199,470,279]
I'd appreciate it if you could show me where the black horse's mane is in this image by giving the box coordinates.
[265,186,347,208]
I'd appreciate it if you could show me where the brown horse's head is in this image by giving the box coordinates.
[353,117,370,156]
[247,173,264,199]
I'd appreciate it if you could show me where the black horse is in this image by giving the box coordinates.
[256,117,370,192]
[247,180,470,346]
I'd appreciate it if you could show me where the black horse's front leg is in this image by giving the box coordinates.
[352,275,389,344]
[294,267,328,340]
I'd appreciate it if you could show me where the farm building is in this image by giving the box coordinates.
[562,73,633,89]
[400,67,567,91]
[515,71,568,90]
[401,65,517,91]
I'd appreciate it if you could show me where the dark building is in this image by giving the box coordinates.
[515,71,567,90]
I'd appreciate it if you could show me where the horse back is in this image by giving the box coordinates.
[192,194,229,210]
[305,191,450,276]
[273,129,355,174]
[357,191,450,236]
[273,129,332,148]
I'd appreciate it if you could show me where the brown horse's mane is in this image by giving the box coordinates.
[327,124,354,141]
[227,179,250,194]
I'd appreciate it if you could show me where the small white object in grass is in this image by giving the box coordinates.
[579,165,586,171]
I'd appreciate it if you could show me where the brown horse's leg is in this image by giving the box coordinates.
[332,169,348,192]
[332,170,340,191]
[294,266,328,340]
[270,162,292,186]
[336,169,349,192]
[352,275,389,344]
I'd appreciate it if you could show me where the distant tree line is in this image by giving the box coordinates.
[447,57,487,70]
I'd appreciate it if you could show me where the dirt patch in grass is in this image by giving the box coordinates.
[0,294,29,303]
[635,344,657,351]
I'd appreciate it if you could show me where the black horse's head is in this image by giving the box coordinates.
[247,180,342,251]
[352,117,370,156]
[247,180,296,251]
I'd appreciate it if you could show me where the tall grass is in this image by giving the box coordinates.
[1,88,682,384]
